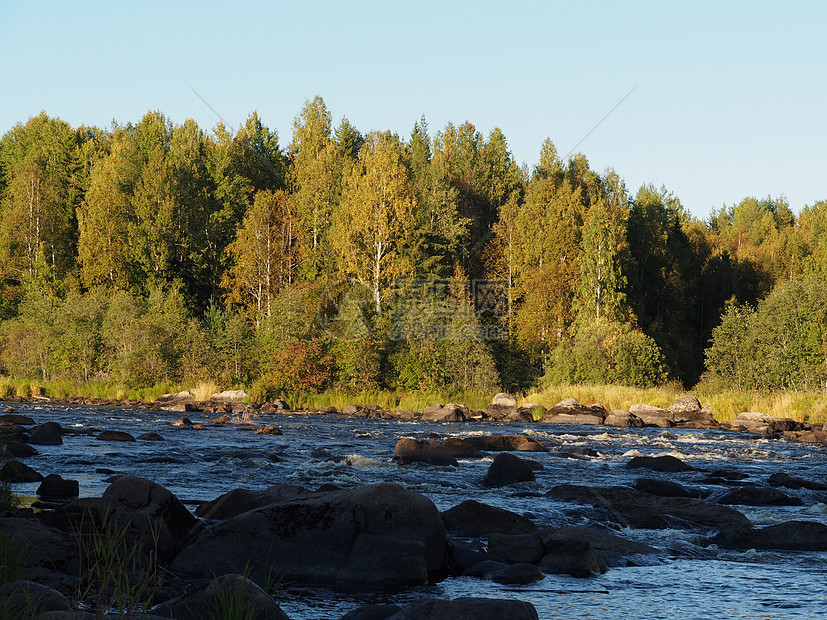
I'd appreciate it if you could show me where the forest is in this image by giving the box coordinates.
[1,97,826,400]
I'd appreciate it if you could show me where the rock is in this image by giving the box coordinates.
[518,403,546,421]
[341,604,402,620]
[543,400,607,424]
[383,597,539,620]
[28,421,63,445]
[171,417,194,427]
[2,406,18,413]
[549,484,752,533]
[539,539,608,577]
[0,518,76,571]
[0,413,35,425]
[195,484,312,520]
[212,414,232,424]
[666,396,715,425]
[342,405,363,415]
[543,412,605,425]
[540,526,659,567]
[626,455,695,472]
[603,410,644,427]
[788,428,827,443]
[37,474,79,499]
[210,390,250,403]
[0,580,71,616]
[489,562,545,584]
[422,404,468,422]
[153,573,290,620]
[768,472,827,491]
[156,390,195,403]
[447,539,503,572]
[485,393,518,420]
[392,438,458,466]
[441,438,483,458]
[254,424,283,435]
[713,520,827,551]
[731,412,802,434]
[485,453,536,487]
[463,559,509,577]
[171,483,447,587]
[464,434,546,452]
[442,500,537,536]
[3,440,39,458]
[96,430,136,442]
[633,477,693,498]
[162,402,201,413]
[487,532,544,564]
[716,485,803,506]
[101,475,199,563]
[137,432,164,441]
[0,459,43,482]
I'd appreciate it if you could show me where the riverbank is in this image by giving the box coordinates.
[3,377,827,427]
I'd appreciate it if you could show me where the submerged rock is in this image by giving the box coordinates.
[96,430,136,442]
[464,434,546,452]
[713,520,827,551]
[382,597,539,620]
[626,455,695,472]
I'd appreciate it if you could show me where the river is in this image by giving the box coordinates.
[8,403,827,619]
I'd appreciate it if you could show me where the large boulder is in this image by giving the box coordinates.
[715,485,803,506]
[171,482,447,587]
[485,453,536,487]
[464,434,546,452]
[628,404,673,427]
[37,474,79,499]
[0,580,72,616]
[0,459,43,482]
[153,574,290,619]
[101,476,199,563]
[542,399,606,425]
[383,597,539,620]
[441,438,483,458]
[713,520,827,551]
[731,412,802,434]
[666,396,715,425]
[603,410,644,427]
[196,484,312,520]
[392,438,459,466]
[0,518,76,573]
[442,500,537,536]
[0,413,35,425]
[210,390,250,403]
[28,421,64,445]
[626,455,695,472]
[485,393,518,420]
[422,404,468,422]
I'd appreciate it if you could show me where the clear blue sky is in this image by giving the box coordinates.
[2,0,825,219]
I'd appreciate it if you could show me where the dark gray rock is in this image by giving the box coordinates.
[153,573,289,619]
[37,474,79,499]
[767,472,827,491]
[485,453,536,487]
[28,421,63,445]
[634,478,693,498]
[384,597,539,620]
[713,520,827,551]
[0,459,43,482]
[489,562,544,584]
[101,475,198,563]
[626,455,695,472]
[196,484,312,519]
[716,485,803,506]
[539,539,608,577]
[0,580,71,616]
[422,404,468,422]
[340,604,402,620]
[171,483,447,587]
[442,500,536,536]
[96,430,136,442]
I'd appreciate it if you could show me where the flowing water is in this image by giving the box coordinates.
[9,403,827,619]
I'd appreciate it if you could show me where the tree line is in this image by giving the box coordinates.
[1,98,825,395]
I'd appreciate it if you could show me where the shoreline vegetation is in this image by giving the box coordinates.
[2,376,827,425]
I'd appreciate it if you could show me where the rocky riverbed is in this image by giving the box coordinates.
[2,394,827,618]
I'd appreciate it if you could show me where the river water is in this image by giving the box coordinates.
[9,403,827,619]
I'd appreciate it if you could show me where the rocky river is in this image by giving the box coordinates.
[3,397,827,619]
